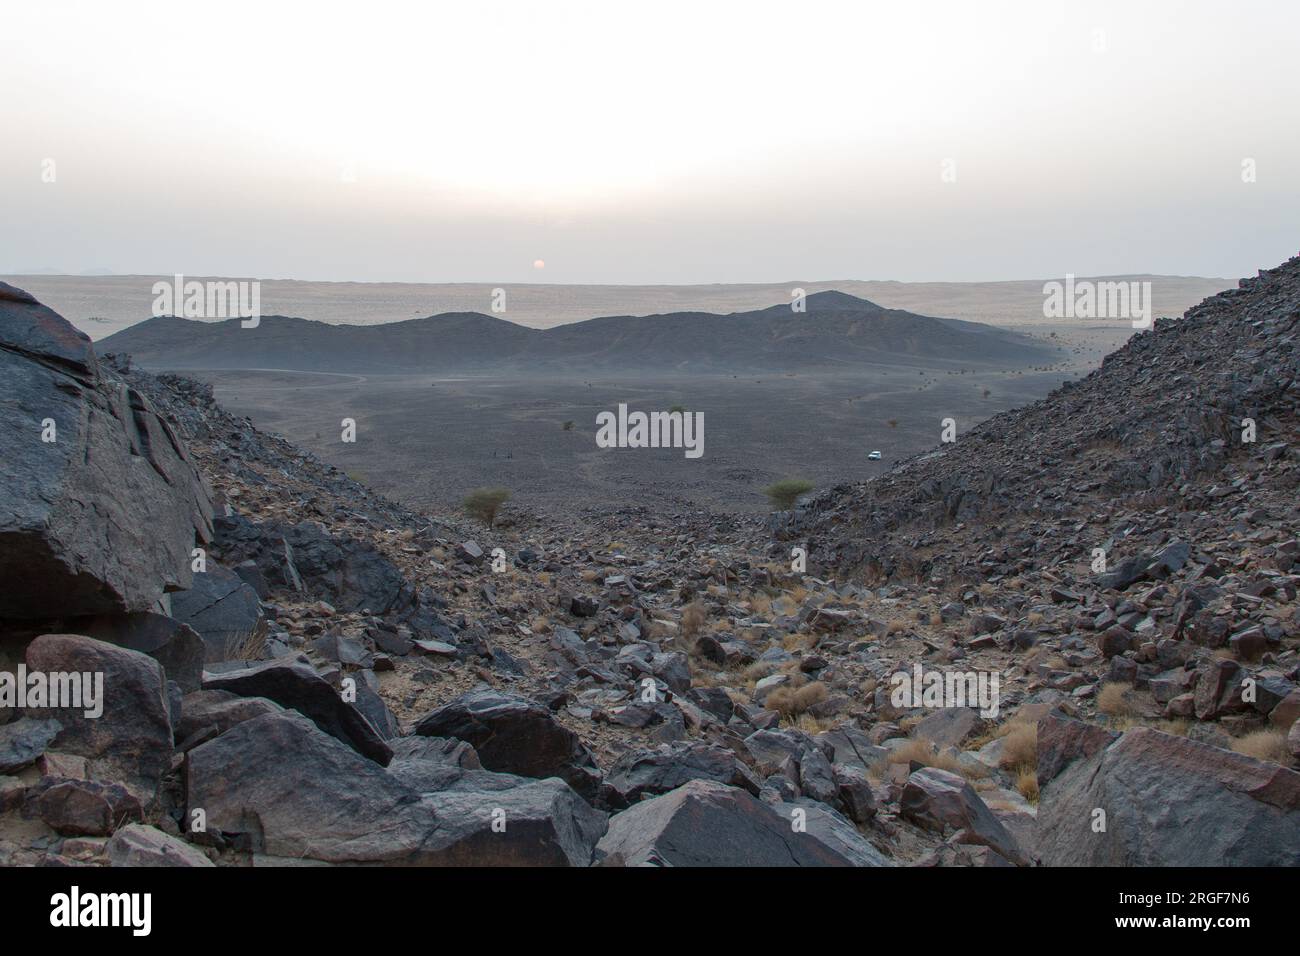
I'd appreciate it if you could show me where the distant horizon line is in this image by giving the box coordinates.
[0,270,1237,287]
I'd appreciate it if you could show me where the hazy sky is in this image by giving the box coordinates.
[3,0,1297,284]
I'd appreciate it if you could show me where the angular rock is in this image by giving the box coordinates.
[25,634,173,803]
[773,798,892,866]
[414,689,600,800]
[601,740,761,809]
[30,778,144,836]
[202,655,391,765]
[175,689,284,744]
[0,716,62,774]
[596,780,855,866]
[106,823,214,867]
[170,565,266,663]
[900,767,1026,864]
[187,711,604,865]
[62,612,206,692]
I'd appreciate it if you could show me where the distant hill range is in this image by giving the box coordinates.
[96,291,1060,374]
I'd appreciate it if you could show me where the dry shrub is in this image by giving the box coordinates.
[681,601,707,641]
[887,739,988,781]
[1015,767,1039,802]
[1097,682,1135,717]
[766,681,828,717]
[462,487,510,526]
[998,722,1037,772]
[1231,729,1291,765]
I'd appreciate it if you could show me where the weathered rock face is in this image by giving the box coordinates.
[186,711,606,865]
[1036,714,1300,866]
[212,514,435,623]
[0,282,213,618]
[169,565,265,663]
[595,779,855,866]
[414,689,601,800]
[24,634,174,805]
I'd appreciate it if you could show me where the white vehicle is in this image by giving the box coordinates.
[868,450,883,460]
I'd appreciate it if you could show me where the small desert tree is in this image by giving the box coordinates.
[763,478,813,511]
[463,487,510,527]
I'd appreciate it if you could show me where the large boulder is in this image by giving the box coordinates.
[414,689,600,800]
[0,283,212,618]
[1036,713,1300,865]
[186,711,605,865]
[595,779,855,866]
[201,655,391,765]
[24,634,173,804]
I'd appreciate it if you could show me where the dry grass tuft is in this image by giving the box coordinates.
[680,601,708,642]
[998,722,1038,773]
[1097,682,1136,718]
[1231,729,1292,765]
[887,739,988,781]
[1015,767,1039,803]
[766,681,828,717]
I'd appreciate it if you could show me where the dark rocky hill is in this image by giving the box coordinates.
[96,291,1058,373]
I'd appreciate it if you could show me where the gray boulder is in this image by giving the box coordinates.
[0,716,62,774]
[106,823,214,867]
[202,655,392,765]
[595,779,854,866]
[187,711,605,865]
[772,798,892,866]
[175,688,284,744]
[601,740,761,809]
[25,634,173,804]
[900,767,1027,865]
[1036,713,1300,865]
[0,283,212,618]
[415,689,600,800]
[62,612,205,692]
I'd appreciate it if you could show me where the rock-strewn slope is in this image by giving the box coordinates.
[2,261,1298,868]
